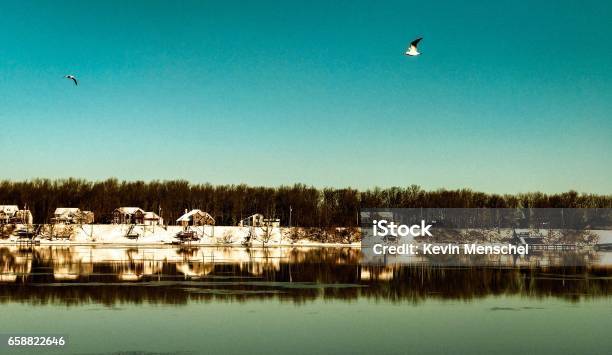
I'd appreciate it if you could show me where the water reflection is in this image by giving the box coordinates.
[0,246,610,306]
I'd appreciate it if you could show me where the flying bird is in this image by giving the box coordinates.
[405,37,422,56]
[64,75,78,86]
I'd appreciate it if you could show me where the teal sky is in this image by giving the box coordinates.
[0,0,611,194]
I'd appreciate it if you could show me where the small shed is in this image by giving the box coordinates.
[177,209,215,227]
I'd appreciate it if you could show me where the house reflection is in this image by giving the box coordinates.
[0,246,610,306]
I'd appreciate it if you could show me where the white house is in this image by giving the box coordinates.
[0,205,19,224]
[176,209,215,227]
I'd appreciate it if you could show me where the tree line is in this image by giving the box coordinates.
[0,178,610,226]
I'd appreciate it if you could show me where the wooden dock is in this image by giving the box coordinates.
[16,238,40,246]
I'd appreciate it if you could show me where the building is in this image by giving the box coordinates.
[113,207,163,225]
[52,208,80,224]
[239,213,280,228]
[176,209,215,227]
[143,211,163,226]
[12,209,33,225]
[52,208,95,224]
[113,207,145,224]
[0,205,19,224]
[0,205,32,225]
[239,213,264,227]
[80,211,95,224]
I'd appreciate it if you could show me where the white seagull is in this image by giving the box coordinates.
[405,37,422,56]
[64,75,78,86]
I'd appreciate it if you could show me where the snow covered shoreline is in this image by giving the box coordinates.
[0,224,361,247]
[1,224,610,247]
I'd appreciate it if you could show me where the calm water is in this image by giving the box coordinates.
[1,245,611,354]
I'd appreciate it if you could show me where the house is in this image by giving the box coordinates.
[113,207,145,224]
[0,205,32,225]
[143,211,163,226]
[113,207,163,225]
[81,211,95,224]
[52,208,94,224]
[239,213,264,227]
[239,213,280,228]
[52,208,80,223]
[176,209,215,227]
[11,209,33,225]
[0,205,19,224]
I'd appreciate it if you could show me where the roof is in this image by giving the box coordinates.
[115,207,144,214]
[177,209,214,222]
[0,205,19,214]
[54,207,81,215]
[177,209,202,222]
[143,211,161,219]
[242,213,264,220]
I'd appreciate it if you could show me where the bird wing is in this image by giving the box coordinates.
[410,37,422,49]
[71,77,78,86]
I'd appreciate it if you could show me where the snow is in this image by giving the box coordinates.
[1,224,340,247]
[0,205,19,214]
[115,207,145,214]
[54,207,80,215]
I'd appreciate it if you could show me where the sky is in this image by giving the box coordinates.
[0,0,611,194]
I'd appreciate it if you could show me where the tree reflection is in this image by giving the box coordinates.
[0,246,610,306]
